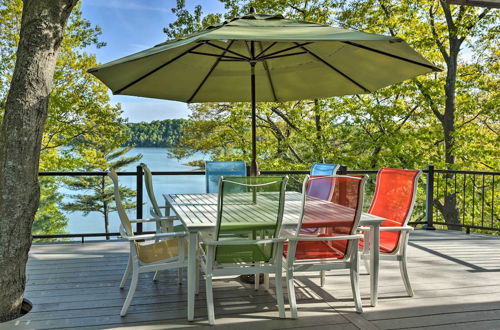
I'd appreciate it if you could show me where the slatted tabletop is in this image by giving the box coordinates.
[164,191,384,230]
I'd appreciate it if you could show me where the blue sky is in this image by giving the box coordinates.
[81,0,225,123]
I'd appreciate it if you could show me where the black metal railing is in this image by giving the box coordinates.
[33,165,499,242]
[429,167,499,233]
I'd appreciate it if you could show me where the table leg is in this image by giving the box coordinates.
[370,224,380,307]
[165,201,174,232]
[187,231,197,321]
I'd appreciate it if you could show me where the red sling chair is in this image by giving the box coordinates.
[283,175,367,317]
[359,168,421,296]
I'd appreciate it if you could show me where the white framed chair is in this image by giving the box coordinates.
[359,168,421,297]
[140,163,175,232]
[199,176,288,325]
[283,175,367,318]
[141,162,184,282]
[108,169,188,316]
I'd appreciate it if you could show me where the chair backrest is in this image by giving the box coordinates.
[310,163,338,176]
[369,168,421,252]
[308,163,339,200]
[215,176,288,263]
[140,163,162,217]
[205,161,247,193]
[297,175,367,258]
[108,169,133,236]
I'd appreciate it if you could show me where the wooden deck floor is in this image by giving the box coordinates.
[2,230,500,330]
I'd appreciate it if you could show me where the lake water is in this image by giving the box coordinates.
[61,147,208,238]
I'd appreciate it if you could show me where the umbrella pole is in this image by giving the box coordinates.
[250,62,258,176]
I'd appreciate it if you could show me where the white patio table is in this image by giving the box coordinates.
[163,191,384,321]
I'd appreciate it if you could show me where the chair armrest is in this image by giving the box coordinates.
[380,226,414,232]
[279,229,296,239]
[289,234,362,242]
[358,226,414,232]
[202,238,286,246]
[123,231,187,241]
[129,216,177,223]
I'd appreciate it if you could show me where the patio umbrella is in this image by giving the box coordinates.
[89,9,440,175]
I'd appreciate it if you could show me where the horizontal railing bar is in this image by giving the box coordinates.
[38,169,499,177]
[32,231,155,239]
[428,222,500,231]
[434,169,500,175]
[38,169,413,177]
[151,171,204,175]
[346,170,379,174]
[39,171,137,176]
[260,170,309,175]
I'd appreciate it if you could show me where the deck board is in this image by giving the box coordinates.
[1,230,500,329]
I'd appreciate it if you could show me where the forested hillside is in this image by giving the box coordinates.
[124,119,189,147]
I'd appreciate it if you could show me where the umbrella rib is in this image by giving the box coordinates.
[187,41,235,103]
[205,41,251,60]
[260,51,308,60]
[342,41,441,71]
[256,42,313,60]
[113,43,204,95]
[255,42,277,59]
[298,44,370,93]
[258,41,278,102]
[188,51,247,61]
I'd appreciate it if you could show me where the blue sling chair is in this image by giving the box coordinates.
[205,161,247,193]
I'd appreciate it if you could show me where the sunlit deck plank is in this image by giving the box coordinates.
[1,230,499,329]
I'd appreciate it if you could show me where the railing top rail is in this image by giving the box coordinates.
[38,169,439,176]
[434,169,500,175]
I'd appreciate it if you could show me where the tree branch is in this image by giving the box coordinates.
[457,111,483,129]
[257,114,304,163]
[429,2,450,62]
[269,107,299,131]
[415,80,444,123]
[458,8,490,47]
[378,0,396,37]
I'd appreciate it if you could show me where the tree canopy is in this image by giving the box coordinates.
[0,0,129,236]
[124,119,189,148]
[164,0,499,229]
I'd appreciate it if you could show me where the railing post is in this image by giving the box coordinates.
[136,165,144,234]
[423,164,436,230]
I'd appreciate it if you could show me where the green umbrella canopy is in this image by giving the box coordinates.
[88,13,440,103]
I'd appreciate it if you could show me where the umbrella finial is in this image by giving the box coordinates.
[249,6,256,14]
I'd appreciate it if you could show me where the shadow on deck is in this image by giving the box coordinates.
[2,230,500,330]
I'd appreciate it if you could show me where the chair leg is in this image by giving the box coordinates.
[205,274,215,325]
[275,269,285,319]
[254,272,260,290]
[320,270,326,287]
[362,253,371,274]
[286,267,298,319]
[195,262,200,295]
[350,252,363,313]
[399,253,414,297]
[178,268,183,285]
[362,230,371,274]
[264,273,270,290]
[120,254,132,289]
[121,267,139,316]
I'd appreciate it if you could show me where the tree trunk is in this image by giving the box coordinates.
[313,99,324,161]
[104,209,110,240]
[0,0,78,322]
[102,176,110,240]
[439,40,461,230]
